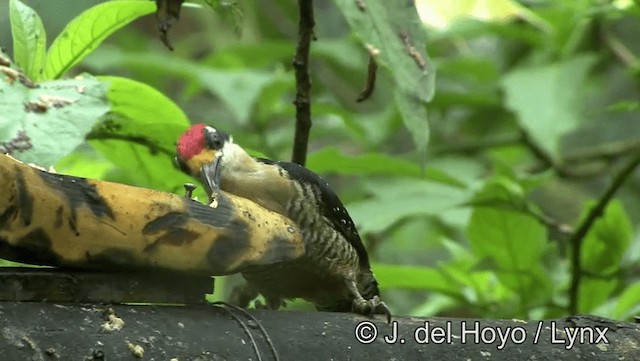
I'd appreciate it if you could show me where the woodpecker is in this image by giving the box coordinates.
[175,123,391,322]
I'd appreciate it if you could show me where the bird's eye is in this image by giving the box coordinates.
[204,127,224,150]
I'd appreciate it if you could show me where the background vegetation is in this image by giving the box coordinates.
[1,0,640,321]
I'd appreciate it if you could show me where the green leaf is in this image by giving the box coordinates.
[373,264,462,296]
[83,49,278,124]
[197,70,276,125]
[0,72,110,166]
[308,147,466,188]
[394,88,430,154]
[467,176,528,209]
[466,207,551,306]
[581,200,632,275]
[348,178,469,233]
[467,208,547,265]
[578,278,617,314]
[89,139,198,195]
[55,146,114,179]
[44,1,156,80]
[9,0,47,80]
[333,0,435,152]
[614,282,640,320]
[501,54,597,157]
[92,76,190,153]
[86,76,195,193]
[201,0,244,35]
[439,264,514,306]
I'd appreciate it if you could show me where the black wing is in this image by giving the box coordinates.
[256,158,372,269]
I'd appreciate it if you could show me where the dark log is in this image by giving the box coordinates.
[0,268,213,304]
[0,301,637,360]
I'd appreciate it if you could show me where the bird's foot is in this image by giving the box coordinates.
[255,297,285,310]
[353,296,392,324]
[228,284,258,308]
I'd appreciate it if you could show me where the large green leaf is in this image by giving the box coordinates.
[466,207,551,307]
[55,146,114,180]
[348,178,469,233]
[84,49,279,125]
[88,76,196,194]
[501,54,597,157]
[44,1,156,80]
[9,0,47,80]
[93,76,190,153]
[333,0,435,153]
[578,277,617,314]
[90,139,196,195]
[0,70,110,166]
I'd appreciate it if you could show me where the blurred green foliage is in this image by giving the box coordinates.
[2,0,640,322]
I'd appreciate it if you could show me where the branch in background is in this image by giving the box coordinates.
[603,31,637,69]
[291,0,315,166]
[568,153,640,315]
[434,130,640,179]
[518,129,561,173]
[524,202,574,237]
[356,56,378,102]
[525,139,640,178]
[562,138,640,165]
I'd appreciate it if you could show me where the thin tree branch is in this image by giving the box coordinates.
[523,202,574,237]
[568,153,640,314]
[291,0,315,166]
[519,129,558,172]
[562,138,640,165]
[435,129,640,179]
[603,31,638,69]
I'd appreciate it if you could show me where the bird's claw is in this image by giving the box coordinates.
[254,297,285,310]
[353,296,392,324]
[376,299,392,324]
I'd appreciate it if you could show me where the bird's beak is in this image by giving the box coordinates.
[200,151,223,196]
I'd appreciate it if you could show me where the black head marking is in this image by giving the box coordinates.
[203,126,230,151]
